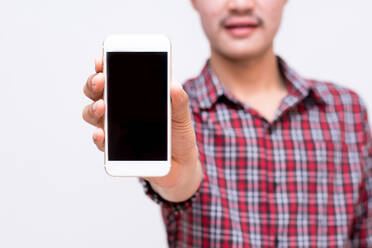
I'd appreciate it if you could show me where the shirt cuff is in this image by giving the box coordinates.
[138,172,205,214]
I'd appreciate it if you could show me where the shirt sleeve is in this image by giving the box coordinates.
[351,98,372,247]
[138,170,206,215]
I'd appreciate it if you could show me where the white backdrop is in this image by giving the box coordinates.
[1,0,371,247]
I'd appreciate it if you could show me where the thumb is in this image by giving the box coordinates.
[170,81,198,166]
[171,81,192,125]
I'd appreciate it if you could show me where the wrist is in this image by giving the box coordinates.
[149,159,202,203]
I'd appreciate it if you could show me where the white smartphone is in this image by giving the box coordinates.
[103,34,171,177]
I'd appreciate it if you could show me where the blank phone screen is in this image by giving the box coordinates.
[106,52,168,161]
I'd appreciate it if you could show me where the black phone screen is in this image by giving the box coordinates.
[106,52,168,161]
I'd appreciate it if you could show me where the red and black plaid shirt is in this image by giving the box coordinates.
[141,56,372,247]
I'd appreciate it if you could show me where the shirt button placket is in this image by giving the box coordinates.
[262,122,272,135]
[275,235,279,247]
[266,122,278,247]
[267,124,273,135]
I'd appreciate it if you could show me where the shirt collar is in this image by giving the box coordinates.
[194,55,328,110]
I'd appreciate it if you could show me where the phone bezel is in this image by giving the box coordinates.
[103,34,171,177]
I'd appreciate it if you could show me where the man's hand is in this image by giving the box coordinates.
[82,57,202,203]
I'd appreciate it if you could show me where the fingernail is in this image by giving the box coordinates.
[93,102,97,112]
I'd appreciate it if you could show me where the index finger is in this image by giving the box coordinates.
[95,56,103,73]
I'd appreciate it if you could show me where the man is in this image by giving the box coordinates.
[82,0,372,247]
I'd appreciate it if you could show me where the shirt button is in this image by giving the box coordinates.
[275,236,279,247]
[267,126,273,135]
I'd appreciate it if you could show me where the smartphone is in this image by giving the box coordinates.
[103,34,171,177]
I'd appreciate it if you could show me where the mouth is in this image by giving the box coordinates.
[223,17,261,38]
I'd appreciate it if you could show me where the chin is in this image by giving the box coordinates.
[216,45,267,61]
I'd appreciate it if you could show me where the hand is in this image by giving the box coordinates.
[82,57,202,202]
[82,57,106,151]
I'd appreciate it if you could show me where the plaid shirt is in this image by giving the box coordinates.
[140,56,372,247]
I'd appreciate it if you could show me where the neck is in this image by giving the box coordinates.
[209,46,287,95]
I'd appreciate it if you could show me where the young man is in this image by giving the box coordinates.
[83,0,372,247]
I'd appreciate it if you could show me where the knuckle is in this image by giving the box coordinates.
[83,82,96,100]
[83,104,97,125]
[82,106,89,122]
[83,84,90,97]
[86,74,94,86]
[90,76,96,91]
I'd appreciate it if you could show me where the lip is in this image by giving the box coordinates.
[223,17,261,38]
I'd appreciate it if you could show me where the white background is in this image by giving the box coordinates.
[1,0,371,247]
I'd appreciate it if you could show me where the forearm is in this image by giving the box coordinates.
[149,159,203,203]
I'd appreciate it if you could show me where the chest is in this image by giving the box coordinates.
[196,100,362,183]
[193,101,363,236]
